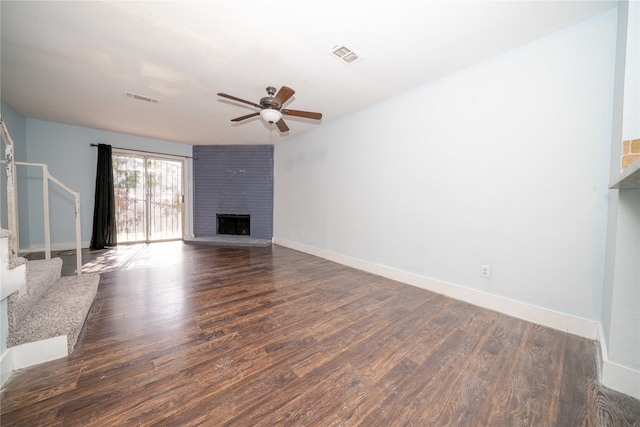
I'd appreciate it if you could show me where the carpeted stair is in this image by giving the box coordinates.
[7,257,99,354]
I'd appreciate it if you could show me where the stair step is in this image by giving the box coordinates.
[8,258,63,329]
[8,256,27,270]
[26,258,63,297]
[7,272,100,353]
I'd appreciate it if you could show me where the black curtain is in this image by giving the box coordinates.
[90,144,117,249]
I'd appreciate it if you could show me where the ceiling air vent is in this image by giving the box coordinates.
[125,91,160,104]
[329,45,362,66]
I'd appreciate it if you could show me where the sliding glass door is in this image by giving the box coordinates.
[113,152,183,243]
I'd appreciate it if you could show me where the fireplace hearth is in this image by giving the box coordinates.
[217,214,250,236]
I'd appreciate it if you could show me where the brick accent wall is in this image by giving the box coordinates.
[193,145,273,239]
[622,138,640,170]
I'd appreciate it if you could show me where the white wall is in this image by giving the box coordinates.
[600,0,640,399]
[23,119,193,250]
[275,9,616,324]
[621,0,639,142]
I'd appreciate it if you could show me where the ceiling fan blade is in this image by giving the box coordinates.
[231,112,260,122]
[271,86,295,108]
[276,118,289,132]
[217,92,261,108]
[282,109,323,120]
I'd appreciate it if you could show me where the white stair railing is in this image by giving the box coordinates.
[1,116,83,276]
[1,116,18,258]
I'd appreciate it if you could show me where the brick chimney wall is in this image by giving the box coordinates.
[621,138,640,170]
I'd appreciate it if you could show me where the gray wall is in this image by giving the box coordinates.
[193,145,273,240]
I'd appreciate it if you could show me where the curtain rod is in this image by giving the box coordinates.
[90,143,196,159]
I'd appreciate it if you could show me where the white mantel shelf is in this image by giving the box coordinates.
[610,158,640,189]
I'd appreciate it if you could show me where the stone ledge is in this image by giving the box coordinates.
[185,236,272,248]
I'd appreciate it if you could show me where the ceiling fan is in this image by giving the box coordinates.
[217,86,322,132]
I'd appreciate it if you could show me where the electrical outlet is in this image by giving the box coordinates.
[480,265,490,278]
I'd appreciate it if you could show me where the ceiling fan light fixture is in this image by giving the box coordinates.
[218,86,321,133]
[260,108,282,124]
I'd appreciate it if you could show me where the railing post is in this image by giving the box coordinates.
[45,173,83,276]
[75,194,82,277]
[42,164,51,260]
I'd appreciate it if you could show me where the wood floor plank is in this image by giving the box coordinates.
[358,327,482,426]
[416,313,527,426]
[2,242,638,426]
[487,323,567,426]
[556,334,595,426]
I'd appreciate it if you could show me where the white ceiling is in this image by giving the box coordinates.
[1,1,617,146]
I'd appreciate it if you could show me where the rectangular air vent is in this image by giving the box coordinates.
[329,44,362,66]
[125,92,160,104]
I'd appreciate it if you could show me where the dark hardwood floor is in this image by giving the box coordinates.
[2,242,639,426]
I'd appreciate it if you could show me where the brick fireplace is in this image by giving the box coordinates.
[193,145,273,241]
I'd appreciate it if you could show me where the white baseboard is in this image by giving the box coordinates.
[1,336,69,388]
[1,348,13,388]
[19,240,91,255]
[602,361,640,399]
[9,336,68,371]
[597,323,640,399]
[274,238,599,340]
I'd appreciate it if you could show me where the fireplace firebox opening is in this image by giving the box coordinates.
[217,214,250,236]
